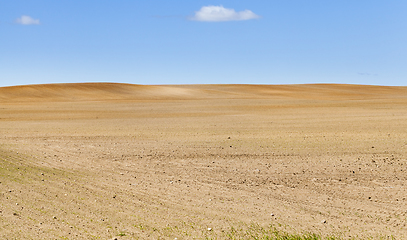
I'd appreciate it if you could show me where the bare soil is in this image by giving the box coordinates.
[1,83,407,239]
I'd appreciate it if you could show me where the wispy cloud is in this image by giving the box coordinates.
[15,15,40,25]
[190,5,260,22]
[358,72,378,76]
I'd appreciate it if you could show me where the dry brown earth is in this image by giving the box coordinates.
[1,83,407,239]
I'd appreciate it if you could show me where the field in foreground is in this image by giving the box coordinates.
[1,83,407,239]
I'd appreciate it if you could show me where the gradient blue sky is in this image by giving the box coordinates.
[1,0,406,87]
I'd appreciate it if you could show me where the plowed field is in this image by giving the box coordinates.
[1,83,407,239]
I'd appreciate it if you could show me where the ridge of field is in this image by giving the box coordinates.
[1,83,407,239]
[1,82,407,102]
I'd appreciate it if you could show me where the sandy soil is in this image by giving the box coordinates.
[1,83,407,239]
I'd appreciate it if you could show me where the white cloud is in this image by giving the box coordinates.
[16,15,40,25]
[190,5,260,22]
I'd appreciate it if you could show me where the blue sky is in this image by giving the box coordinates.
[1,0,406,87]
